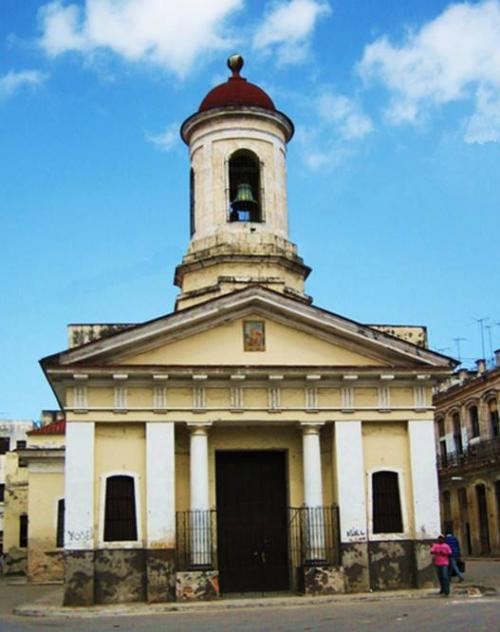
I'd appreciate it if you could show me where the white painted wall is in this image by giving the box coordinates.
[64,422,95,550]
[146,422,175,548]
[335,421,367,542]
[408,419,441,539]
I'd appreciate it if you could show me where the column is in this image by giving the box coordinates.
[63,422,95,606]
[335,420,369,592]
[408,420,441,539]
[147,422,176,547]
[408,419,441,587]
[189,423,211,566]
[302,423,326,561]
[146,422,176,602]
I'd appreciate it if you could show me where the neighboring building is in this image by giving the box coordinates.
[434,353,500,556]
[20,412,66,582]
[0,419,33,574]
[30,56,456,605]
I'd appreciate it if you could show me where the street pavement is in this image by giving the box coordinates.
[0,559,498,631]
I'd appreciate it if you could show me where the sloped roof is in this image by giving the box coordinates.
[28,419,66,435]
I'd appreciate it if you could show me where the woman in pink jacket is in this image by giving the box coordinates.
[430,535,452,596]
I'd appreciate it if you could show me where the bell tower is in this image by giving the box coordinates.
[175,55,311,311]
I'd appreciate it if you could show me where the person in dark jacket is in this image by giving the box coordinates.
[445,532,464,582]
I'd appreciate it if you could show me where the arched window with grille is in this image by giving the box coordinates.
[372,471,403,534]
[103,475,138,542]
[488,399,499,437]
[228,150,262,223]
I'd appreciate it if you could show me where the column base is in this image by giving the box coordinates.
[63,551,95,606]
[176,569,220,601]
[340,542,370,593]
[146,549,176,603]
[302,565,346,595]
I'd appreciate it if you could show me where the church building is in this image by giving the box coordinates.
[32,56,456,605]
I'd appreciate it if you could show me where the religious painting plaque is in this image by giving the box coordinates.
[243,320,265,352]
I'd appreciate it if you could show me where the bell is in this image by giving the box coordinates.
[231,182,257,212]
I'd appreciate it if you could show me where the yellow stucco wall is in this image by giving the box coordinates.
[362,421,414,537]
[94,423,147,547]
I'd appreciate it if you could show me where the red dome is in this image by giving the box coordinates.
[199,55,275,112]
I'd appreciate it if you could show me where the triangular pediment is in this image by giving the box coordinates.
[43,287,456,372]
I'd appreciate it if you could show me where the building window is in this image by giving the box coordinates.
[16,440,26,450]
[56,499,65,548]
[452,413,463,454]
[469,405,480,438]
[437,418,445,438]
[19,514,28,548]
[0,483,4,502]
[372,471,403,534]
[103,475,138,542]
[442,490,453,533]
[488,399,499,437]
[0,437,10,454]
[228,150,262,222]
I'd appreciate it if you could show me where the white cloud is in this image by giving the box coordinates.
[253,0,331,65]
[0,69,48,101]
[296,90,372,170]
[358,0,500,143]
[317,93,373,140]
[145,122,179,151]
[38,0,243,76]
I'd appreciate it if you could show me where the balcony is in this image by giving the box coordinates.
[437,437,500,474]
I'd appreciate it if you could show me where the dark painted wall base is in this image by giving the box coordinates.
[63,551,95,607]
[147,549,176,603]
[341,542,370,593]
[176,569,220,601]
[413,540,437,588]
[302,565,345,595]
[368,540,414,591]
[94,549,146,604]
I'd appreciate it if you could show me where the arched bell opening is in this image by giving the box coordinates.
[228,150,262,223]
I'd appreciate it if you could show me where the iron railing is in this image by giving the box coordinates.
[289,506,340,567]
[176,510,217,571]
[437,437,500,472]
[176,506,340,573]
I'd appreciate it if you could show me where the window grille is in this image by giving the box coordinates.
[372,471,403,534]
[103,475,138,542]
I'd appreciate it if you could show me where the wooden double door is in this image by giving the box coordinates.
[216,450,290,593]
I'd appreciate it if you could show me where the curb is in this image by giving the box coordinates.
[13,585,497,619]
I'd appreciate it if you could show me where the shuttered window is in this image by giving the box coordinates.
[103,475,138,542]
[19,514,28,547]
[372,471,403,534]
[56,499,65,548]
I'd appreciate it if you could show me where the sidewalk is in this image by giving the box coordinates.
[13,580,498,619]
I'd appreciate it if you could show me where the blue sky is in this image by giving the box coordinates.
[1,0,499,420]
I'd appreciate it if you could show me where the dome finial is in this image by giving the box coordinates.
[227,54,244,78]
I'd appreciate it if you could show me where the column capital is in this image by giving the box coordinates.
[187,422,212,434]
[300,422,324,434]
